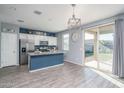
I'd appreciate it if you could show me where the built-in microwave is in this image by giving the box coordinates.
[40,41,48,45]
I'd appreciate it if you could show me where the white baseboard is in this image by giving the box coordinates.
[0,64,19,68]
[64,60,84,66]
[29,63,64,72]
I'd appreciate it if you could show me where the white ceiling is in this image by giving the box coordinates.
[0,4,124,32]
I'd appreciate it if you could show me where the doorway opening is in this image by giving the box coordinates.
[84,24,114,73]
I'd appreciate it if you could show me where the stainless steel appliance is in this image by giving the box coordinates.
[40,41,48,45]
[19,39,34,65]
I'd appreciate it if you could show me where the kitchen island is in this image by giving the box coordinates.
[28,51,64,72]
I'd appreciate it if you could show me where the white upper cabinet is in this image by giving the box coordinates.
[53,37,57,46]
[19,33,28,39]
[34,35,40,45]
[19,33,57,46]
[27,34,35,43]
[48,36,57,46]
[27,34,34,40]
[40,36,48,41]
[39,36,44,41]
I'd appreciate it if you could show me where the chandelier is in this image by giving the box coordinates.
[68,4,81,29]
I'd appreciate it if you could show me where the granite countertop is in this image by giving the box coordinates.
[28,51,64,56]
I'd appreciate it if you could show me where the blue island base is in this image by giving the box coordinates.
[28,53,64,72]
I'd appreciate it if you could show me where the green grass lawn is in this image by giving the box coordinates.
[85,53,113,63]
[98,53,113,62]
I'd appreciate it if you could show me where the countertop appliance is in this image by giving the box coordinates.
[19,39,34,65]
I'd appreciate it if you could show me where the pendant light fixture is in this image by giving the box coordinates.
[68,4,81,29]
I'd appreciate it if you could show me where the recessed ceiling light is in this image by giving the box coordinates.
[34,10,42,15]
[17,19,24,23]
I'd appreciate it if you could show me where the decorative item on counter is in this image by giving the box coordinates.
[34,48,41,54]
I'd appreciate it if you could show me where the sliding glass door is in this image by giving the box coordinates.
[98,25,114,72]
[85,32,95,62]
[84,29,98,68]
[84,24,114,73]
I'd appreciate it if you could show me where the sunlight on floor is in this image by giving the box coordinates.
[85,60,112,73]
[90,68,124,88]
[85,60,124,88]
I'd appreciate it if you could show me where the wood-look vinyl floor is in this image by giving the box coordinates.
[0,62,118,88]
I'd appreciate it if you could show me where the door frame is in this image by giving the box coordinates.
[83,22,115,69]
[83,29,99,67]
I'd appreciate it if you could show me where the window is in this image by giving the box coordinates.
[63,34,69,51]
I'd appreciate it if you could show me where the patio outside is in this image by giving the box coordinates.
[85,25,114,73]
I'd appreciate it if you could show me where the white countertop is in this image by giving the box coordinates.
[28,51,64,56]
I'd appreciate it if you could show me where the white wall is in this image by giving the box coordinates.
[57,15,116,66]
[57,28,84,65]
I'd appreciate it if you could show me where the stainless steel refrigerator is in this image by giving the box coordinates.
[19,39,34,65]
